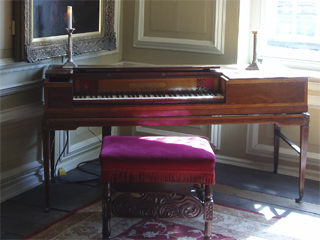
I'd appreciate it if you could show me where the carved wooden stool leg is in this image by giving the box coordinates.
[204,185,214,240]
[102,183,112,239]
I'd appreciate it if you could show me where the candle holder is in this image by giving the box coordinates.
[246,31,259,70]
[63,28,77,68]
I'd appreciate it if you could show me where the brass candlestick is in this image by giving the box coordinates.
[63,28,77,68]
[246,31,259,70]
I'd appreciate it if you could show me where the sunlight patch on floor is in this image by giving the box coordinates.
[265,211,320,240]
[254,204,286,220]
[246,236,269,240]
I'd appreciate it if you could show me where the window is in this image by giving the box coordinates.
[259,0,320,69]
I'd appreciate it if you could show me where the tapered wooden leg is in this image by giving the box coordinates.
[273,124,280,174]
[49,131,55,182]
[102,126,112,137]
[102,183,112,239]
[296,125,309,203]
[43,129,50,212]
[204,185,214,240]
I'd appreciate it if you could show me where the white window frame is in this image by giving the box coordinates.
[239,0,320,72]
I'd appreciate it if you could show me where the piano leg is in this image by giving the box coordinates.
[274,119,309,202]
[296,124,309,203]
[50,131,55,182]
[273,124,280,174]
[43,129,51,212]
[102,126,112,137]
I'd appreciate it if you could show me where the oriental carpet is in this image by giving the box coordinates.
[22,198,319,240]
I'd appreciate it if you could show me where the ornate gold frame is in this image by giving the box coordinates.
[13,0,116,62]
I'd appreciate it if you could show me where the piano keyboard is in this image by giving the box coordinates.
[73,92,224,102]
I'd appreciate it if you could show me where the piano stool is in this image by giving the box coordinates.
[99,136,216,239]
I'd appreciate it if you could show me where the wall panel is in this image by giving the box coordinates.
[133,0,225,54]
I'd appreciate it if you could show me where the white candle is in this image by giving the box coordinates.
[67,6,72,29]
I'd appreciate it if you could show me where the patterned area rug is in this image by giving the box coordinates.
[22,198,319,240]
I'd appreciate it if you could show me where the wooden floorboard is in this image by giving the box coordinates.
[213,183,320,215]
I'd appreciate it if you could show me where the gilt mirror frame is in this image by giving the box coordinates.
[14,0,116,63]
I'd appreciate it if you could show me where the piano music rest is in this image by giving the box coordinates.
[99,136,215,239]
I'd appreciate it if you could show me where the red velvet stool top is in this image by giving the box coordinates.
[100,136,216,185]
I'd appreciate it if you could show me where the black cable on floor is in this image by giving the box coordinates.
[54,131,69,181]
[77,159,101,178]
[56,159,101,185]
[53,130,102,184]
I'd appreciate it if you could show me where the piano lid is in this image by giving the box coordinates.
[217,64,309,80]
